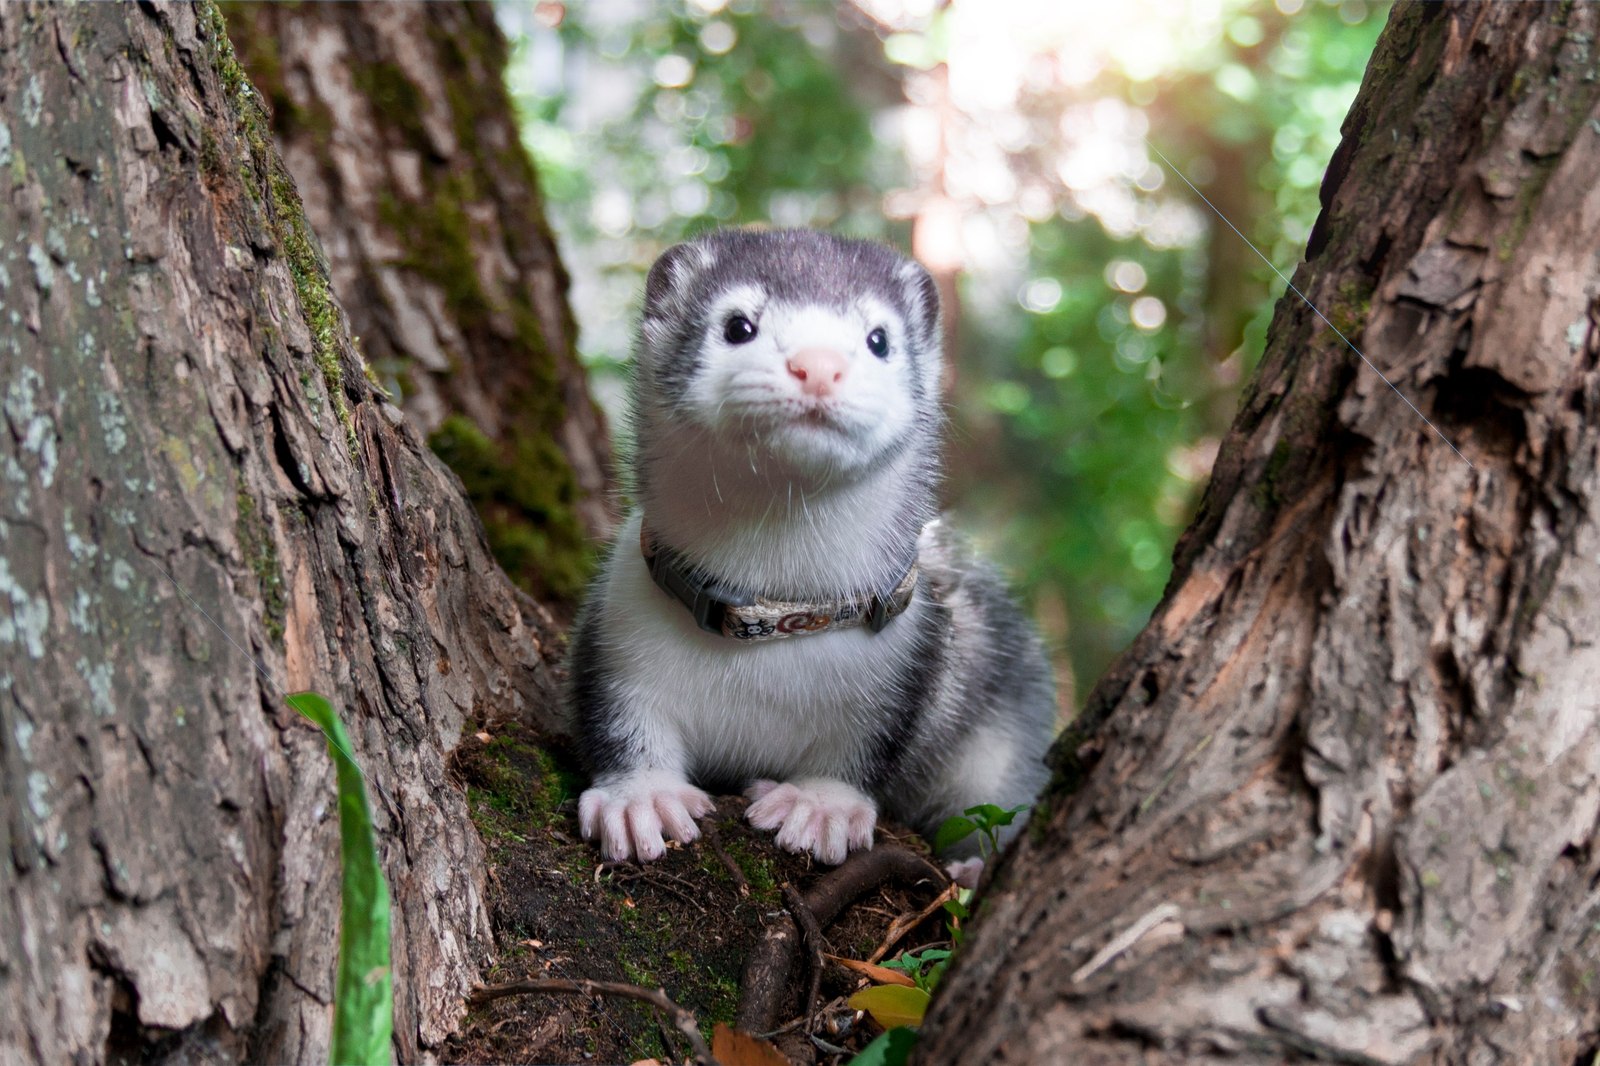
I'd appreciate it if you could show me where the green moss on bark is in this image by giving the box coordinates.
[202,2,358,450]
[218,2,594,605]
[373,87,589,604]
[428,415,590,602]
[236,488,286,642]
[351,61,430,151]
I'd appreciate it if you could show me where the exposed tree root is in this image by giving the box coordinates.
[782,883,828,1030]
[735,846,946,1034]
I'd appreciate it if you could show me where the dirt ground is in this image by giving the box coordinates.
[443,720,955,1065]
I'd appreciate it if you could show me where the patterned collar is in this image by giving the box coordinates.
[640,523,920,642]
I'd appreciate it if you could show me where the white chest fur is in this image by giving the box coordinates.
[598,511,925,783]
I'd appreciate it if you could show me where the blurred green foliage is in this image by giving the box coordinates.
[960,6,1384,699]
[503,0,1384,709]
[525,13,886,234]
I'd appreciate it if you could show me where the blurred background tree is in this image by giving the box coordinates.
[497,0,1385,712]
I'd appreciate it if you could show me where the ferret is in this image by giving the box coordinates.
[567,228,1055,884]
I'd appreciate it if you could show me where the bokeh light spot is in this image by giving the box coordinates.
[653,54,694,89]
[1021,277,1064,313]
[1106,259,1147,293]
[1130,295,1167,331]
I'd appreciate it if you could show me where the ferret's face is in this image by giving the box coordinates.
[634,230,942,485]
[678,283,920,477]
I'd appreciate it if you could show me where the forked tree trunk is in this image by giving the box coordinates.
[0,3,567,1061]
[918,4,1600,1063]
[223,0,613,607]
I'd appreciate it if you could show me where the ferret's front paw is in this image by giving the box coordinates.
[578,770,714,862]
[745,778,876,865]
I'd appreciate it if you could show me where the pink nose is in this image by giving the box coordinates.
[787,347,848,397]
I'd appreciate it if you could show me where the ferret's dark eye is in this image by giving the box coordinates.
[866,328,889,359]
[724,314,758,345]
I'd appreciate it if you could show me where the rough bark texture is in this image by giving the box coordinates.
[0,3,564,1062]
[920,4,1600,1064]
[222,1,613,610]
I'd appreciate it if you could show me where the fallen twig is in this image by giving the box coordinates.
[702,820,750,896]
[1069,902,1183,984]
[603,863,710,914]
[468,978,719,1065]
[656,1017,684,1064]
[866,882,959,964]
[759,994,850,1040]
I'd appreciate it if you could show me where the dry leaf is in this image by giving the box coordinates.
[712,1022,789,1066]
[825,954,916,987]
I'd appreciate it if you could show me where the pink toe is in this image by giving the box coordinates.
[656,796,700,841]
[848,808,876,849]
[821,818,848,865]
[626,804,665,861]
[601,806,629,859]
[578,792,604,839]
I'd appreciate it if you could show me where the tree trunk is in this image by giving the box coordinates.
[222,1,613,610]
[919,4,1600,1063]
[0,3,563,1062]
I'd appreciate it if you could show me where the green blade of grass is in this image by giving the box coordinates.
[288,692,393,1066]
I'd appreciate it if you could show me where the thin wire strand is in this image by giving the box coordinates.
[1144,138,1474,470]
[149,557,394,810]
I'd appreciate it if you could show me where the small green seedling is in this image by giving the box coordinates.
[933,802,1029,860]
[941,888,972,947]
[880,947,953,993]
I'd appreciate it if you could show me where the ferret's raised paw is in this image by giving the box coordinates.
[946,856,984,889]
[578,770,714,862]
[745,777,876,865]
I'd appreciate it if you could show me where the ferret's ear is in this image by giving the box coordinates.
[897,259,943,351]
[643,240,711,324]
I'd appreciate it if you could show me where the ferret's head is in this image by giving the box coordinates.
[629,229,943,495]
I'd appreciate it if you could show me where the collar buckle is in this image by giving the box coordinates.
[641,526,751,635]
[866,593,892,633]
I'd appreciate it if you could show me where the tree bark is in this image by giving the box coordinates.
[0,3,562,1062]
[920,4,1600,1064]
[222,1,613,610]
